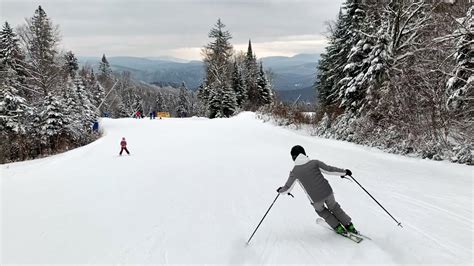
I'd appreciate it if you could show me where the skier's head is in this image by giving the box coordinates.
[122,137,126,141]
[290,145,306,161]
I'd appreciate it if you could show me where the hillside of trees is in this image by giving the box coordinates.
[0,6,202,163]
[197,19,274,118]
[312,0,472,164]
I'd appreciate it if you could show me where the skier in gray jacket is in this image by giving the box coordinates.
[277,145,358,235]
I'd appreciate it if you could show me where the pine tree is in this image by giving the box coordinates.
[155,90,168,112]
[0,21,27,95]
[243,39,260,109]
[337,0,373,113]
[93,81,106,111]
[74,77,97,126]
[97,54,116,114]
[197,82,209,104]
[316,9,345,108]
[82,69,105,109]
[98,54,113,83]
[176,82,190,117]
[206,83,222,118]
[22,5,61,95]
[39,93,70,146]
[63,51,78,78]
[220,85,238,117]
[0,22,25,74]
[62,77,83,137]
[256,62,272,106]
[202,19,237,118]
[231,61,247,107]
[0,68,30,133]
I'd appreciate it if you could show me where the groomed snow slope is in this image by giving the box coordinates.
[1,112,473,264]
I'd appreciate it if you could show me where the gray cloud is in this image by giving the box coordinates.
[1,0,344,59]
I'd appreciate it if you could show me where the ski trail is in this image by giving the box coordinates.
[404,221,462,256]
[391,192,471,226]
[2,114,472,264]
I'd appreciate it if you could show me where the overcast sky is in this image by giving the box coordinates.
[1,0,344,60]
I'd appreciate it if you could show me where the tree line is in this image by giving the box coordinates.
[198,19,273,118]
[314,0,472,164]
[96,55,202,119]
[0,6,203,163]
[0,6,105,163]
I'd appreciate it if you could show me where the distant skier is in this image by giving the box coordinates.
[277,145,358,235]
[119,137,130,156]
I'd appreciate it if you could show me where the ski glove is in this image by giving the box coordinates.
[277,187,284,193]
[341,169,352,178]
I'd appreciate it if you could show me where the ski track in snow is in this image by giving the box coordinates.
[1,112,473,265]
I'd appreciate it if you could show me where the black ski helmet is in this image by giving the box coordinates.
[290,145,306,161]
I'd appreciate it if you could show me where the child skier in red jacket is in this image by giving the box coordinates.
[119,137,130,155]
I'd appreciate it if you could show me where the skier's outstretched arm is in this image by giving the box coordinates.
[277,171,297,194]
[316,160,349,176]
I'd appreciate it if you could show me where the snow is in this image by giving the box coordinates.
[1,112,473,264]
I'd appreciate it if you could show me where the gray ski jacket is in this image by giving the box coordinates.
[279,154,346,203]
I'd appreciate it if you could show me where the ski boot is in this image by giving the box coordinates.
[334,224,347,234]
[345,223,359,234]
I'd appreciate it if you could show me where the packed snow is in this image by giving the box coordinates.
[1,112,473,264]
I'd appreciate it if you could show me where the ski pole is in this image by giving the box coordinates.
[247,193,280,245]
[349,175,403,228]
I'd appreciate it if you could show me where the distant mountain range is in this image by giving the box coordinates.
[78,53,319,102]
[78,56,204,89]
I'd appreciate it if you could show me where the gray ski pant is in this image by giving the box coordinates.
[312,193,351,229]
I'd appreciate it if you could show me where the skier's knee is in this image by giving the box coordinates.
[327,201,341,211]
[316,208,331,219]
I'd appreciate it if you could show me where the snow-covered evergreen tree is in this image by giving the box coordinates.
[220,85,238,117]
[21,5,61,95]
[63,51,78,78]
[0,22,26,76]
[0,68,30,133]
[111,96,128,118]
[176,82,190,117]
[197,83,209,104]
[337,0,372,113]
[98,54,113,83]
[231,61,247,107]
[207,83,222,118]
[61,77,83,137]
[243,40,260,109]
[61,76,97,137]
[74,77,97,126]
[202,19,237,118]
[39,93,70,146]
[207,83,237,118]
[82,69,105,109]
[155,90,168,112]
[256,62,273,106]
[316,9,347,108]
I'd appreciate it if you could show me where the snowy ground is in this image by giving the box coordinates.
[1,112,473,264]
